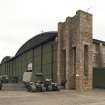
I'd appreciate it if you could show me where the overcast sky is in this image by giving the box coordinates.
[0,0,104,61]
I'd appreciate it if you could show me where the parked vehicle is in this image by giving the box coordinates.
[0,75,8,83]
[25,79,59,92]
[44,79,59,91]
[26,82,37,92]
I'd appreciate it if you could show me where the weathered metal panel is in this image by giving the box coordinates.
[9,61,13,81]
[18,56,22,80]
[52,41,57,82]
[13,59,16,77]
[14,59,17,77]
[42,42,52,80]
[22,53,27,73]
[26,50,33,63]
[9,61,13,80]
[15,58,18,77]
[7,62,9,76]
[0,64,1,75]
[32,46,42,81]
[32,41,57,81]
[2,63,5,75]
[1,64,3,75]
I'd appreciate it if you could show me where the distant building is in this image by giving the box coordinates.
[0,10,105,91]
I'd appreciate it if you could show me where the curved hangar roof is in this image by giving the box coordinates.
[1,56,11,63]
[14,32,105,58]
[15,31,57,56]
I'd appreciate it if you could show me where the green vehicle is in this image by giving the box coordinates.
[25,73,59,92]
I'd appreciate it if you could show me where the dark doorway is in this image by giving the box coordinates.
[93,68,105,88]
[61,50,66,88]
[72,47,76,89]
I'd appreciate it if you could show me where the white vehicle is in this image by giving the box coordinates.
[22,72,32,83]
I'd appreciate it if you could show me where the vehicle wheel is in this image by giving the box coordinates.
[48,85,52,91]
[41,86,46,92]
[31,86,37,92]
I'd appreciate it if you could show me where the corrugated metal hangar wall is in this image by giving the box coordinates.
[0,32,57,82]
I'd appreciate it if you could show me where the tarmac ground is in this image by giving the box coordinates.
[1,83,105,105]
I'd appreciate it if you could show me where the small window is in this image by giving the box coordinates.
[27,63,32,72]
[84,45,88,78]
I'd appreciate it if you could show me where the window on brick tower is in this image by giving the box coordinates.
[84,45,88,79]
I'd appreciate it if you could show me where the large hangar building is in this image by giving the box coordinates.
[0,32,58,83]
[1,10,105,91]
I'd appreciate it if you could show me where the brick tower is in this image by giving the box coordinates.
[57,10,93,91]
